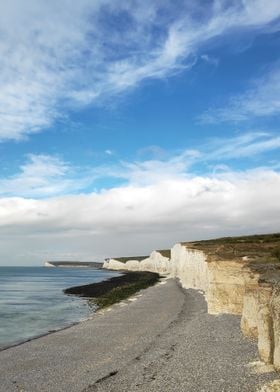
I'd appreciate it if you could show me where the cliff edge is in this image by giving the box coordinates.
[103,233,280,370]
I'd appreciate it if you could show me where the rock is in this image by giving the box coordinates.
[257,285,274,364]
[241,285,259,338]
[258,379,280,391]
[271,284,280,370]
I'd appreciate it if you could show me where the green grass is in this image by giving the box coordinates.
[89,272,160,308]
[180,233,280,263]
[112,256,149,263]
[110,250,171,263]
[272,247,280,261]
[189,233,280,245]
[156,249,171,258]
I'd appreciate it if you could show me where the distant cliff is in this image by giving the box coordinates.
[44,261,103,268]
[103,233,280,371]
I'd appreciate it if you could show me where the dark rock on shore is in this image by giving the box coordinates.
[64,271,161,308]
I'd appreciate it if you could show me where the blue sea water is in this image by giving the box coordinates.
[0,266,119,349]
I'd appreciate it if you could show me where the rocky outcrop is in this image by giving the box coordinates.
[103,234,280,370]
[271,284,280,370]
[241,285,259,338]
[240,270,280,368]
[208,260,241,314]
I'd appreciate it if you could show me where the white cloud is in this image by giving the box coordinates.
[201,54,219,67]
[203,132,280,160]
[98,132,280,184]
[1,130,280,264]
[1,132,279,198]
[0,154,89,197]
[116,149,200,185]
[0,169,279,264]
[199,66,280,123]
[1,0,280,141]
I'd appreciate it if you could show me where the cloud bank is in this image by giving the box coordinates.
[0,132,279,264]
[0,169,279,264]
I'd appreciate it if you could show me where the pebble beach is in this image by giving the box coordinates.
[0,279,279,392]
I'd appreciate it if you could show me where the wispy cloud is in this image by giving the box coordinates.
[199,66,280,123]
[0,154,89,197]
[1,132,279,198]
[103,132,280,184]
[200,54,219,67]
[203,132,280,160]
[1,0,280,141]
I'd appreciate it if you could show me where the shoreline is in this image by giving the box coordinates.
[0,270,159,353]
[0,321,81,353]
[1,279,279,392]
[64,270,161,308]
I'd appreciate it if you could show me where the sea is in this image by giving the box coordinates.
[0,266,120,349]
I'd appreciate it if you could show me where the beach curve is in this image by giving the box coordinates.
[0,279,279,392]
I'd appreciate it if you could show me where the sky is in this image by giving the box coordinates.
[0,0,280,265]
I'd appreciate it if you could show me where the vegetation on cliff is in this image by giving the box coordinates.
[156,249,171,258]
[109,256,149,263]
[64,271,160,308]
[182,233,280,263]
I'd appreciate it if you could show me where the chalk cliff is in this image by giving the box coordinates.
[103,250,170,274]
[44,261,56,267]
[103,234,280,370]
[44,261,103,268]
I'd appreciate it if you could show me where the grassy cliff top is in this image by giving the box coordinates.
[110,256,149,263]
[110,250,171,263]
[46,261,103,268]
[108,233,280,266]
[182,233,280,263]
[156,249,171,258]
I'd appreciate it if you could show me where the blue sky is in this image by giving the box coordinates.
[0,0,280,265]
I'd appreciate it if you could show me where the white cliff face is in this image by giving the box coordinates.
[170,244,249,315]
[271,284,280,370]
[140,251,171,274]
[44,262,55,267]
[124,260,141,270]
[241,286,259,338]
[207,261,257,315]
[103,242,280,370]
[257,285,274,364]
[103,251,170,274]
[103,245,208,290]
[103,259,127,270]
[103,244,208,292]
[170,244,208,291]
